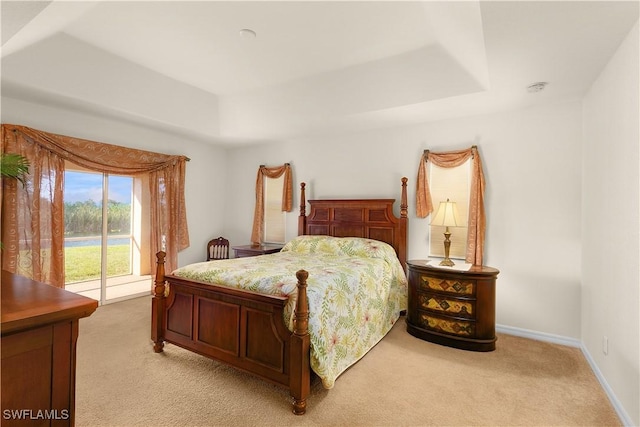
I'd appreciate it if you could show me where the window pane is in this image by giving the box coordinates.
[107,175,133,276]
[64,171,103,283]
[429,160,471,259]
[264,175,286,243]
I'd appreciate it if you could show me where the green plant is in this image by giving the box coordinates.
[1,153,30,249]
[0,153,30,185]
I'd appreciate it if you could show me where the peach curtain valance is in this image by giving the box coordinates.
[5,124,187,174]
[1,124,189,286]
[251,163,293,245]
[416,146,486,265]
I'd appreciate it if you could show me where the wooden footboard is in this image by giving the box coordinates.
[151,251,311,414]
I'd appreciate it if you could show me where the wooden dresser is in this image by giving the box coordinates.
[232,243,283,258]
[1,270,98,426]
[406,260,499,352]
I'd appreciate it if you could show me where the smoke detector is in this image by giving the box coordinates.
[527,82,549,93]
[239,29,257,39]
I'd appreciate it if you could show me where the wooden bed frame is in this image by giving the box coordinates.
[151,177,408,414]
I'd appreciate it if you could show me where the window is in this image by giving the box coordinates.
[251,163,292,245]
[263,175,286,244]
[1,124,188,288]
[429,159,471,259]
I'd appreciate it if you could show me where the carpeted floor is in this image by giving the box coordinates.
[75,296,620,426]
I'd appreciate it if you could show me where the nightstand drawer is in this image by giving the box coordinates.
[418,275,474,296]
[417,293,474,318]
[417,313,476,337]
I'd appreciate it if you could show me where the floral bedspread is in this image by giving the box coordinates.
[171,235,408,388]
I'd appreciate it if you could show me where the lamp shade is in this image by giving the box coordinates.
[430,199,460,227]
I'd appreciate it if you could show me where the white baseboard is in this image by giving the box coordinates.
[579,344,635,426]
[496,323,581,347]
[496,324,633,426]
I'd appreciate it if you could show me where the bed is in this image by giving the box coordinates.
[151,177,408,414]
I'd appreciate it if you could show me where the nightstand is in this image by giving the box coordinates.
[232,243,283,258]
[406,259,499,352]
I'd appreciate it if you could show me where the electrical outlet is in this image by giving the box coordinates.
[603,336,608,355]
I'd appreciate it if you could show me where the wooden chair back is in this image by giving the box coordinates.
[207,237,230,261]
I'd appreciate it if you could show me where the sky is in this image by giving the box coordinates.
[64,171,132,204]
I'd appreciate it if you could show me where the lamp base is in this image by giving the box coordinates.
[440,228,455,266]
[439,257,455,267]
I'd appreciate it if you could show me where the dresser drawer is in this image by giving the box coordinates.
[417,313,476,337]
[417,293,475,319]
[418,274,475,296]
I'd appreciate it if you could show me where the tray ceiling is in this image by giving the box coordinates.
[1,1,638,145]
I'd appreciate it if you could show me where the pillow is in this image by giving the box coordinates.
[281,235,397,260]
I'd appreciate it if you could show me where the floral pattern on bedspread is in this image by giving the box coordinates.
[171,235,407,389]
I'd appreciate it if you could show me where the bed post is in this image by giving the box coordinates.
[298,182,307,235]
[290,269,310,415]
[399,177,408,269]
[151,251,166,353]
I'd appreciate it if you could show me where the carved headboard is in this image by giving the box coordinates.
[297,178,408,269]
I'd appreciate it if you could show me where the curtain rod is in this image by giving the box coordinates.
[423,145,477,157]
[259,163,290,167]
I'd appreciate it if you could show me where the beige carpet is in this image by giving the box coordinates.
[75,296,620,426]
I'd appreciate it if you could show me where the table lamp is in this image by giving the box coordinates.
[431,199,460,266]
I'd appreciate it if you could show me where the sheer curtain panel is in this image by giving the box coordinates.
[1,124,189,286]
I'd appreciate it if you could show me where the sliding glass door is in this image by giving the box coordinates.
[64,169,150,304]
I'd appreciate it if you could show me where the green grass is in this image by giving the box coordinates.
[64,245,131,283]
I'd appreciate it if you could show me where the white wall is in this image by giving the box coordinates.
[226,100,584,339]
[582,20,639,426]
[0,96,227,267]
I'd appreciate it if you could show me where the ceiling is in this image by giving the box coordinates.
[1,1,638,146]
